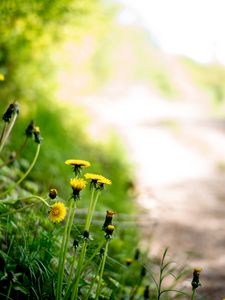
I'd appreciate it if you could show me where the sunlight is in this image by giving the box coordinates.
[118,0,225,64]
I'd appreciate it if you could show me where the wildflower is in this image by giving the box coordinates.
[102,210,115,230]
[25,120,35,138]
[48,202,66,223]
[49,188,58,199]
[125,258,133,266]
[2,103,19,122]
[191,267,202,290]
[70,178,87,200]
[97,176,112,189]
[0,74,4,81]
[105,224,115,239]
[33,126,41,144]
[84,172,103,189]
[65,159,90,175]
[85,173,112,190]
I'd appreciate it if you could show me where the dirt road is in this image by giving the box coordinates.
[67,82,225,299]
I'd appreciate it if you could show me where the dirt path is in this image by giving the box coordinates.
[59,68,225,297]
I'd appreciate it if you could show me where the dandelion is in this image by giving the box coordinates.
[84,173,112,190]
[65,159,90,175]
[49,188,58,199]
[70,178,87,199]
[48,202,66,223]
[125,258,133,266]
[102,210,115,230]
[33,126,41,144]
[25,120,35,138]
[2,103,19,123]
[191,267,202,290]
[0,73,4,81]
[105,224,115,239]
[191,267,202,300]
[143,285,150,300]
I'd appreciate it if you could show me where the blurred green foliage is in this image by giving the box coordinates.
[0,0,135,214]
[182,58,225,106]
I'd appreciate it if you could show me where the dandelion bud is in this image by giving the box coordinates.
[125,258,133,266]
[143,285,150,300]
[49,188,58,199]
[25,120,35,138]
[102,210,115,230]
[83,230,89,240]
[134,249,140,261]
[191,267,202,290]
[73,240,79,249]
[105,224,115,239]
[100,248,105,256]
[33,126,41,144]
[2,103,19,122]
[140,265,147,278]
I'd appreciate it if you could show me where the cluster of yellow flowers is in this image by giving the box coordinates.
[48,159,111,223]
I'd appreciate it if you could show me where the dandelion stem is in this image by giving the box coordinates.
[6,281,12,300]
[0,123,7,147]
[84,259,103,300]
[60,200,77,286]
[70,239,88,300]
[84,188,95,231]
[67,247,77,288]
[69,190,101,300]
[0,143,40,197]
[56,197,74,300]
[95,240,109,300]
[191,289,196,300]
[0,113,18,154]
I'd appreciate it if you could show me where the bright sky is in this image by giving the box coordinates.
[117,0,225,64]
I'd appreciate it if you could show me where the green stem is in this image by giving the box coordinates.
[56,198,74,300]
[1,195,49,206]
[0,123,7,147]
[70,239,88,300]
[83,241,104,270]
[0,113,18,154]
[157,248,168,300]
[84,259,103,300]
[61,200,77,283]
[95,240,109,300]
[67,248,77,288]
[84,188,95,231]
[89,190,100,227]
[0,143,40,197]
[6,281,12,300]
[191,289,196,300]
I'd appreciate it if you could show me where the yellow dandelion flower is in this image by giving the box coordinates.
[70,178,87,199]
[97,176,112,185]
[0,74,4,81]
[84,173,111,189]
[48,202,66,223]
[84,173,103,181]
[65,159,91,175]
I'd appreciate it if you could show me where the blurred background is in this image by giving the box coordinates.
[1,0,225,297]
